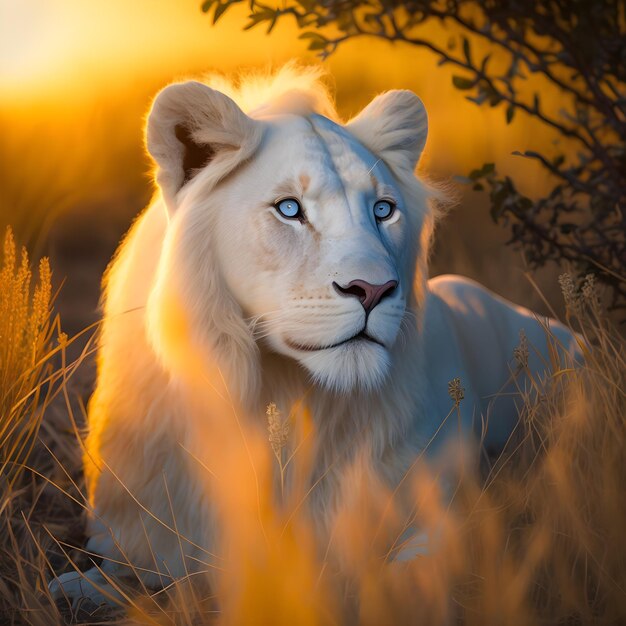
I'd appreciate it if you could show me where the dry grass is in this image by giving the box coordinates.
[0,227,99,625]
[0,236,624,625]
[0,227,54,486]
[0,225,59,624]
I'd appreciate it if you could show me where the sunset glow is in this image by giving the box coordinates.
[1,0,566,186]
[1,0,303,99]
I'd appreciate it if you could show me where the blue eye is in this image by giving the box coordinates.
[373,200,395,221]
[275,198,303,220]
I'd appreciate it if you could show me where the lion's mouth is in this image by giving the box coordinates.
[285,330,385,352]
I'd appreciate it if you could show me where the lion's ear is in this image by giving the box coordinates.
[146,81,261,212]
[346,90,428,173]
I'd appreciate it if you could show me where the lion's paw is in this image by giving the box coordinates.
[48,567,125,608]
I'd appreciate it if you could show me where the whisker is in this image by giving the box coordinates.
[250,311,356,331]
[367,157,382,175]
[246,309,290,325]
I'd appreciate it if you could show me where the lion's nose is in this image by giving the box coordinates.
[333,279,398,314]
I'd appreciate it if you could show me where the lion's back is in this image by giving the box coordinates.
[422,274,579,451]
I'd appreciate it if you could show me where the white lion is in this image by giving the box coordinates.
[50,65,578,604]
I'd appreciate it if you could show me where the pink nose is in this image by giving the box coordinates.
[333,279,398,314]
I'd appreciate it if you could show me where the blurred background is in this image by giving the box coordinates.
[1,0,569,339]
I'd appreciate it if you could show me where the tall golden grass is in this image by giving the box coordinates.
[0,234,624,624]
[0,226,58,624]
[0,227,97,625]
[0,227,55,486]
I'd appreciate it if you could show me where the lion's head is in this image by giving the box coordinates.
[145,66,435,403]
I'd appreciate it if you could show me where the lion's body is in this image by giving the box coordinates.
[51,66,578,600]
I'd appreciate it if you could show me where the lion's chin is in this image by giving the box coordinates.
[296,339,392,393]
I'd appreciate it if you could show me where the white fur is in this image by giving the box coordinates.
[50,65,579,602]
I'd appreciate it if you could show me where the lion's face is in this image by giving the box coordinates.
[210,115,413,391]
[146,80,429,395]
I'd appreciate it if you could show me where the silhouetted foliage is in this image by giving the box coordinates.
[202,0,626,311]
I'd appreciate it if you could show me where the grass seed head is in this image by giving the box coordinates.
[266,402,290,459]
[559,272,580,314]
[514,328,529,370]
[448,377,465,407]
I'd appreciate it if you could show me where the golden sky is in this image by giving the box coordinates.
[1,0,298,98]
[1,0,564,203]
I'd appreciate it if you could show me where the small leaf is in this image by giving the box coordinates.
[299,32,328,50]
[201,0,217,13]
[266,14,278,33]
[462,37,472,63]
[296,13,313,27]
[308,39,328,51]
[452,75,475,90]
[506,105,515,124]
[299,32,327,41]
[213,2,230,23]
[469,162,495,180]
[466,92,488,105]
[243,9,272,29]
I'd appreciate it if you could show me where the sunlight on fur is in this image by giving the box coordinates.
[18,65,621,625]
[202,62,338,120]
